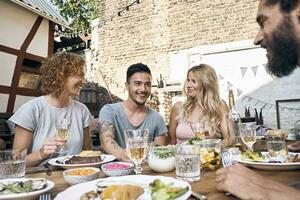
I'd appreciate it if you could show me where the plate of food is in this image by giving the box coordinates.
[54,175,191,200]
[0,178,54,199]
[48,151,116,169]
[238,150,300,170]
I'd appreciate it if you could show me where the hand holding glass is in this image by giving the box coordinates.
[124,129,149,174]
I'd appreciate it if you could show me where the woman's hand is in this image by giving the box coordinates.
[39,137,65,159]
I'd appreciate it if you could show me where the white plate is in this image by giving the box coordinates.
[238,152,300,170]
[55,175,191,200]
[0,178,54,200]
[48,154,116,169]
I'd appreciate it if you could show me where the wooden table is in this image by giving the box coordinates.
[26,164,300,200]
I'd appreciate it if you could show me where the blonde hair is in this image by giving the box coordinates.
[40,51,85,97]
[182,64,223,132]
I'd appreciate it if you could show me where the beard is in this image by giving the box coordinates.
[266,16,299,77]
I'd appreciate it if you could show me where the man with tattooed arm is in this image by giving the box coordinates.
[98,63,167,162]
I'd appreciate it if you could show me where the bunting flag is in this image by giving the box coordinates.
[240,67,248,78]
[227,81,233,90]
[251,66,258,76]
[218,74,224,80]
[237,88,243,97]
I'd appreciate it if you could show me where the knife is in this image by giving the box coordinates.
[191,191,207,200]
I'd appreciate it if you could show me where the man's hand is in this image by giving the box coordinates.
[216,164,268,199]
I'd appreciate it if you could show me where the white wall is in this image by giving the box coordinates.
[14,95,35,112]
[0,94,9,112]
[0,52,17,86]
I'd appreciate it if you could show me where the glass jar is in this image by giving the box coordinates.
[193,139,221,170]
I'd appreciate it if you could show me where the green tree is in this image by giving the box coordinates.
[52,0,100,32]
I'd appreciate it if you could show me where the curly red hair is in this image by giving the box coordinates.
[40,51,85,97]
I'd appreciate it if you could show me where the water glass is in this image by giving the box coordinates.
[238,122,256,150]
[175,144,200,182]
[195,139,222,170]
[0,149,27,179]
[124,129,149,174]
[266,135,288,159]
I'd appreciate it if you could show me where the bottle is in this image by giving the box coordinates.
[228,89,241,143]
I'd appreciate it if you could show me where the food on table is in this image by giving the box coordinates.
[101,162,134,176]
[79,150,102,157]
[188,137,203,144]
[241,150,265,162]
[286,154,300,163]
[150,179,188,200]
[100,185,144,200]
[199,148,221,170]
[266,129,288,138]
[64,155,102,164]
[148,146,176,172]
[195,131,209,139]
[65,168,96,176]
[0,178,47,194]
[102,162,132,170]
[80,190,98,200]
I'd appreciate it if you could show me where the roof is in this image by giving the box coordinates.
[9,0,70,29]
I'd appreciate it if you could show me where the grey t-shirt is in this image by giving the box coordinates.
[99,103,167,148]
[9,96,92,164]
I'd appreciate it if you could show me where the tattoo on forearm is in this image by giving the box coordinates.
[99,121,115,136]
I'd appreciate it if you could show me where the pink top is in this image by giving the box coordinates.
[176,116,216,144]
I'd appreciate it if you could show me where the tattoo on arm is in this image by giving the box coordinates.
[99,121,122,150]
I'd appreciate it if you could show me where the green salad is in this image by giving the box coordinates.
[150,179,188,200]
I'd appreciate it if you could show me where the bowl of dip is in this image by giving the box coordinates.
[101,161,134,177]
[148,145,176,172]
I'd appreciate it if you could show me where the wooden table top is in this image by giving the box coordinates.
[26,163,300,200]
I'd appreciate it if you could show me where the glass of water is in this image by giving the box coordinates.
[238,122,256,150]
[175,144,200,182]
[266,135,288,160]
[0,149,27,179]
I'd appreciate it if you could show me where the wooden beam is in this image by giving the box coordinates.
[48,21,54,57]
[21,66,41,75]
[24,53,46,62]
[16,88,42,97]
[20,17,43,51]
[0,85,10,94]
[7,16,44,113]
[0,45,19,56]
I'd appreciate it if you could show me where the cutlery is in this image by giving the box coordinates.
[191,191,207,200]
[39,193,51,200]
[221,151,232,167]
[221,151,233,196]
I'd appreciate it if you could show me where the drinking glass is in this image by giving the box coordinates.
[194,139,222,170]
[55,118,70,154]
[189,122,209,139]
[124,129,149,174]
[0,149,27,179]
[266,135,288,160]
[238,122,256,150]
[175,144,201,182]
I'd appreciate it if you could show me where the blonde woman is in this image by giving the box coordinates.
[168,64,235,146]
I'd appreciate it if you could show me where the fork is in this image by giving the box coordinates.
[221,151,233,196]
[39,193,51,200]
[221,151,232,167]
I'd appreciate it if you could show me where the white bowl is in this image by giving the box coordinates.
[148,146,176,172]
[63,167,100,185]
[101,162,134,177]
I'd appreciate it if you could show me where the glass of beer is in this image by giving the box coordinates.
[124,129,149,174]
[189,122,209,139]
[55,118,70,154]
[238,122,256,150]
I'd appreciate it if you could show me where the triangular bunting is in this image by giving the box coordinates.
[218,74,224,80]
[240,67,248,78]
[251,66,258,76]
[237,88,243,97]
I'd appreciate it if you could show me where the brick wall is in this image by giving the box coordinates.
[94,0,260,100]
